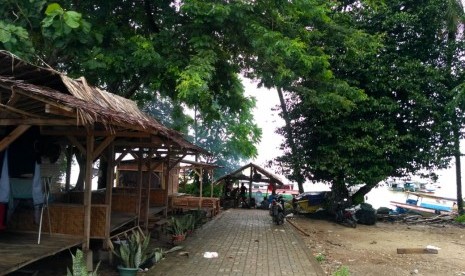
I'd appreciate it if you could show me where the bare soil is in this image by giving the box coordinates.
[291,214,465,276]
[10,213,465,276]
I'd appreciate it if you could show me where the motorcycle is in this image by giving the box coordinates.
[270,196,285,225]
[335,198,357,228]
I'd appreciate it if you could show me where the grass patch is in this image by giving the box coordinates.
[333,265,350,276]
[455,214,465,223]
[315,253,326,263]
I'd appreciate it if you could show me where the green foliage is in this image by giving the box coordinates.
[6,0,462,210]
[315,253,326,263]
[455,214,465,223]
[166,213,205,237]
[112,232,152,269]
[166,216,188,236]
[67,249,100,276]
[275,0,465,204]
[333,266,350,276]
[179,182,222,198]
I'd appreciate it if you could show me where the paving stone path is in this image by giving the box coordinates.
[150,208,324,276]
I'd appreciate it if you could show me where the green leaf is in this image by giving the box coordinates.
[64,11,81,29]
[0,28,11,43]
[45,3,63,16]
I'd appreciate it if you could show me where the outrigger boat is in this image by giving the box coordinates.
[390,192,457,216]
[294,191,329,214]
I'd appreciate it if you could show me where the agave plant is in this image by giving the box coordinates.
[67,249,100,276]
[112,232,152,268]
[166,216,187,236]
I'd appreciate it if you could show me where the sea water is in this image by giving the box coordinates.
[365,183,459,209]
[303,180,461,210]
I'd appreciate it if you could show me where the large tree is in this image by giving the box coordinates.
[0,1,263,179]
[277,0,465,205]
[1,1,367,190]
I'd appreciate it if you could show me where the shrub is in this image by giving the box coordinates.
[456,214,465,223]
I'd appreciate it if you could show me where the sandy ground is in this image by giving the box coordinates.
[291,214,465,276]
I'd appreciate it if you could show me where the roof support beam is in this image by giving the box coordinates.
[0,125,31,152]
[93,135,115,160]
[67,135,86,155]
[0,119,77,126]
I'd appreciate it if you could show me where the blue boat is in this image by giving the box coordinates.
[390,192,457,216]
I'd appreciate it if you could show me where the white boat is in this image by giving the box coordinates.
[417,182,436,193]
[386,181,417,192]
[390,192,457,216]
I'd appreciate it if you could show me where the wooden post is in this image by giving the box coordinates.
[163,156,170,217]
[249,167,253,201]
[199,168,203,208]
[83,132,94,271]
[210,169,213,197]
[143,149,152,233]
[136,149,143,225]
[104,143,114,249]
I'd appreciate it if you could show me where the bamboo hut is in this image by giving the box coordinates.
[117,159,221,218]
[0,51,206,274]
[214,163,284,208]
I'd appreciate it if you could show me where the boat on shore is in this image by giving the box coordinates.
[386,181,418,192]
[390,192,457,216]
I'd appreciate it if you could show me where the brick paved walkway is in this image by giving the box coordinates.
[149,209,324,276]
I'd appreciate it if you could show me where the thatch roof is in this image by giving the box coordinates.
[0,51,206,154]
[214,162,284,186]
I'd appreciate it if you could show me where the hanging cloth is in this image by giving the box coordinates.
[32,162,44,206]
[0,150,10,203]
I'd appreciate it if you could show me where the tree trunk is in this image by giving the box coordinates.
[453,124,464,214]
[276,87,305,193]
[74,150,85,191]
[329,175,349,214]
[351,183,376,205]
[97,158,108,190]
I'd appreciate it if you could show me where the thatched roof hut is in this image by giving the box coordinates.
[0,50,208,273]
[0,50,205,154]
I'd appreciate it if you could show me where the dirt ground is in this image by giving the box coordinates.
[291,214,465,276]
[10,213,465,276]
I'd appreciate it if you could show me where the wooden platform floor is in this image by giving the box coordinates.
[0,231,83,275]
[110,212,138,231]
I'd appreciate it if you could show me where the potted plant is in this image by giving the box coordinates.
[67,249,100,276]
[166,216,186,242]
[182,214,196,235]
[112,232,153,276]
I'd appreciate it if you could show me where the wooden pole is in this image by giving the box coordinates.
[136,149,143,225]
[163,150,170,217]
[104,143,114,249]
[210,169,213,197]
[83,132,94,251]
[249,167,253,201]
[199,168,203,208]
[144,149,152,233]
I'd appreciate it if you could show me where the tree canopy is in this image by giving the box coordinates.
[276,0,465,204]
[2,0,464,208]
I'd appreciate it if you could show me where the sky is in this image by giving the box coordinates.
[242,78,284,167]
